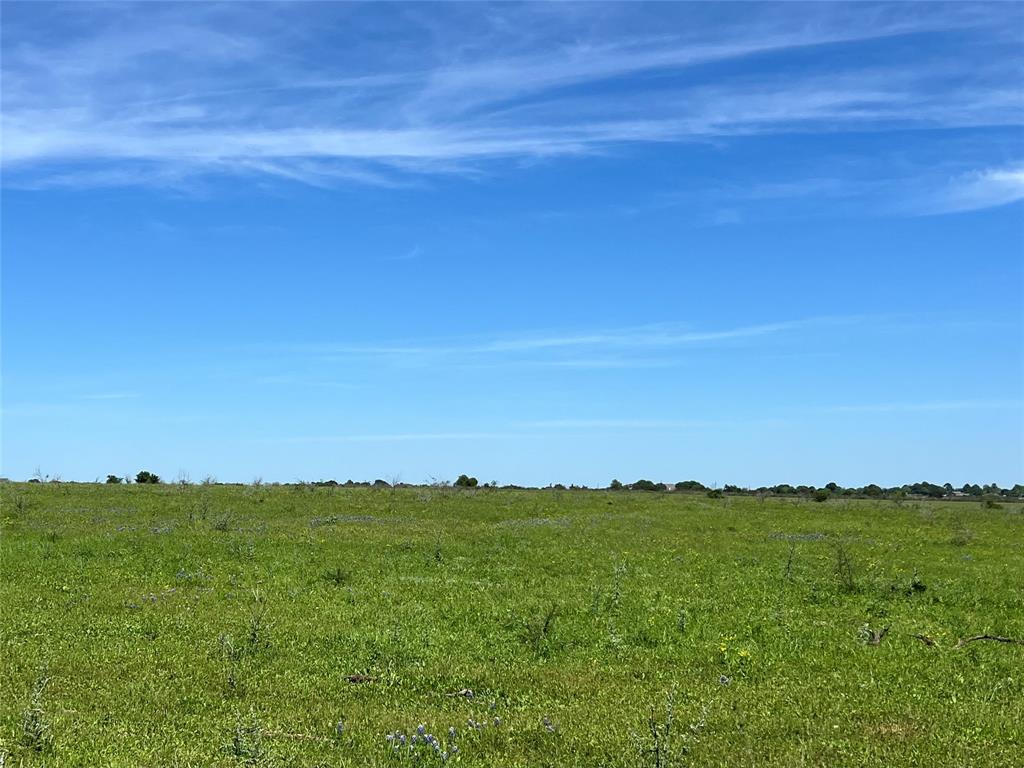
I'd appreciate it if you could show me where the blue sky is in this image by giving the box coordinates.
[2,1,1022,487]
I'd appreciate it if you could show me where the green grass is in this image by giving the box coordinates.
[1,482,1022,766]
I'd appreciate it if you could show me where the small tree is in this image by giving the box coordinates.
[609,479,623,491]
[455,474,478,488]
[105,475,122,484]
[813,489,830,503]
[135,470,160,484]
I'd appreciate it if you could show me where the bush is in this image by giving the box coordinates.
[105,475,123,484]
[813,489,830,503]
[454,474,478,488]
[706,489,724,499]
[609,479,623,491]
[135,471,160,484]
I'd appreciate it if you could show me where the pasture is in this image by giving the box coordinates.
[1,482,1022,766]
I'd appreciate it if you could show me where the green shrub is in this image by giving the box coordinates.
[135,471,160,484]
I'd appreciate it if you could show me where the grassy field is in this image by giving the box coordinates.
[1,482,1022,767]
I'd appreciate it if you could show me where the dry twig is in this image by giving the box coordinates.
[954,635,1024,649]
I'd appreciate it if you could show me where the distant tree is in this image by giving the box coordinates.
[105,475,123,484]
[454,474,478,488]
[862,484,883,498]
[372,479,391,488]
[812,489,830,502]
[911,481,945,499]
[825,482,840,492]
[772,484,796,495]
[609,479,624,491]
[675,480,707,492]
[723,484,744,494]
[630,479,664,492]
[135,470,160,484]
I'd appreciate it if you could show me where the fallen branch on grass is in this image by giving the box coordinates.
[954,635,1024,649]
[345,674,376,683]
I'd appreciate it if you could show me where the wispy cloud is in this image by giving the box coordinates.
[299,316,854,368]
[2,3,1020,190]
[914,164,1024,215]
[79,392,140,400]
[520,418,780,429]
[281,431,527,444]
[822,400,1023,414]
[381,244,423,262]
[472,320,804,353]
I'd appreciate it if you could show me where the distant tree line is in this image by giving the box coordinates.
[18,471,1023,500]
[607,478,1024,499]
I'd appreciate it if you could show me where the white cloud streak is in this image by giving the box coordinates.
[298,317,847,367]
[916,165,1024,215]
[822,400,1023,414]
[2,3,1020,194]
[281,432,529,444]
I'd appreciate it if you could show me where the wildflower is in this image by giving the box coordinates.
[336,720,345,737]
[719,674,731,686]
[448,726,457,740]
[493,717,502,727]
[417,724,426,736]
[451,745,459,755]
